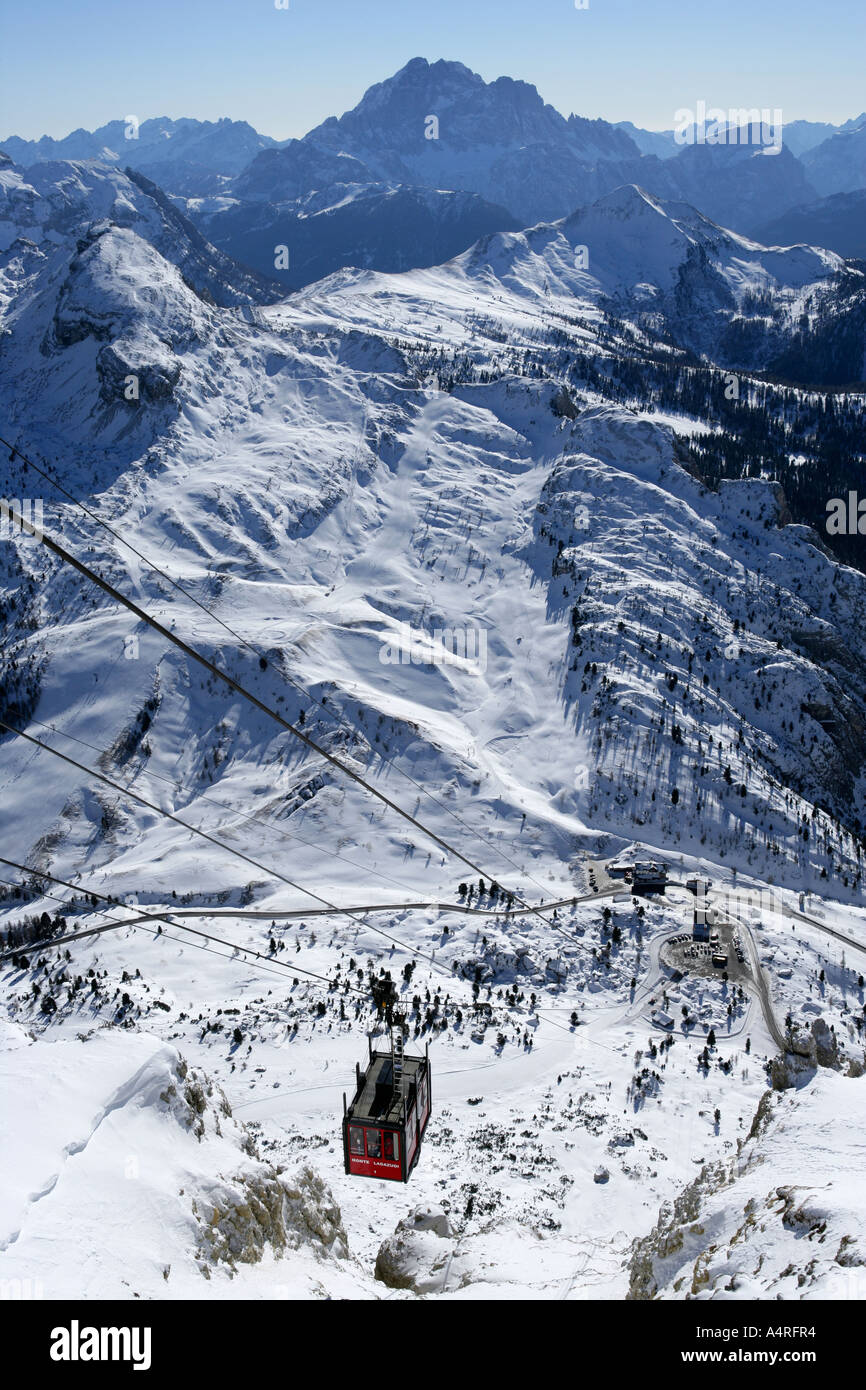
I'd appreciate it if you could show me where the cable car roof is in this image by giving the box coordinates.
[349,1051,426,1126]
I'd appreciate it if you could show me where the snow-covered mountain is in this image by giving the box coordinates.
[1,140,865,1302]
[0,157,281,311]
[456,183,859,377]
[617,113,866,163]
[3,58,834,255]
[301,56,642,213]
[1,159,864,904]
[781,113,866,158]
[1,117,281,197]
[193,182,520,289]
[265,58,820,237]
[614,122,680,160]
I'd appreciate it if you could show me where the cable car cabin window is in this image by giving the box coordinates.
[349,1126,365,1156]
[365,1129,382,1159]
[383,1131,399,1162]
[418,1075,429,1121]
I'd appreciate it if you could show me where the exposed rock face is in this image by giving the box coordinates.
[97,341,182,405]
[626,1158,733,1300]
[771,1048,816,1091]
[811,1017,838,1069]
[627,1074,866,1300]
[551,385,578,420]
[375,1204,457,1292]
[772,1014,841,1090]
[194,1164,348,1272]
[281,1165,349,1254]
[154,1056,349,1274]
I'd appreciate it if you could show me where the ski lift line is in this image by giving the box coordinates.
[2,841,628,980]
[1,853,629,1033]
[2,431,555,911]
[0,864,613,1058]
[21,713,427,902]
[104,887,622,921]
[0,718,448,975]
[0,854,482,1040]
[0,852,371,995]
[0,845,566,1041]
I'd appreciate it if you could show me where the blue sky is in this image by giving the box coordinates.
[3,0,863,140]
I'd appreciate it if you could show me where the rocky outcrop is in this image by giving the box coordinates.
[375,1204,458,1293]
[194,1164,348,1272]
[154,1055,349,1275]
[627,1073,866,1299]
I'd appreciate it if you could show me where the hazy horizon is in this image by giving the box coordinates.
[3,0,864,142]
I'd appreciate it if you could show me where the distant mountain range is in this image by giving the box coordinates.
[3,60,863,289]
[0,117,279,197]
[618,112,866,161]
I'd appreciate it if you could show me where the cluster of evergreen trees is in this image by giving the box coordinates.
[0,909,66,950]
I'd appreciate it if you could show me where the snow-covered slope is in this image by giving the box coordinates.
[629,1069,866,1300]
[0,1018,362,1298]
[0,158,281,308]
[453,183,852,369]
[1,154,865,1301]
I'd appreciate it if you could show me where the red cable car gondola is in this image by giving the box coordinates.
[342,984,431,1182]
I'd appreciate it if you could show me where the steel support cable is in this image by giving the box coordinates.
[0,718,449,973]
[0,853,381,996]
[21,712,427,902]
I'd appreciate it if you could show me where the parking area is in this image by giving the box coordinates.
[660,921,752,987]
